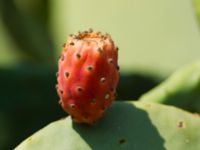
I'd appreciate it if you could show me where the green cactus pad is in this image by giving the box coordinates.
[15,101,200,150]
[140,61,200,112]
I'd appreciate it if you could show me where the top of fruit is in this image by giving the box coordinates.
[66,28,114,46]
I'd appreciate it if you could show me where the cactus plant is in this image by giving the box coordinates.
[140,61,200,112]
[14,28,200,150]
[15,101,200,150]
[56,29,119,124]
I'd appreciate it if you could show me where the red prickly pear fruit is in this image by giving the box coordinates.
[56,29,120,124]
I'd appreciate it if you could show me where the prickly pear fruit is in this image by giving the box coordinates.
[56,29,119,124]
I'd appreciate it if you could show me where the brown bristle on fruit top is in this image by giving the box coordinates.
[66,30,114,44]
[57,29,119,124]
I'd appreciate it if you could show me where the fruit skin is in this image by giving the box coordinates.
[56,29,119,124]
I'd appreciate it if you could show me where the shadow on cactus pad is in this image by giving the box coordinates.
[72,102,165,150]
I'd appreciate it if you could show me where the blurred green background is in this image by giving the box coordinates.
[0,0,200,149]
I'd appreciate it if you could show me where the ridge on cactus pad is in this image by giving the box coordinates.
[139,61,200,113]
[56,29,119,124]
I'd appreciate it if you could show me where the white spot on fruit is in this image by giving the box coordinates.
[58,100,62,105]
[69,104,75,109]
[108,58,114,64]
[105,93,110,100]
[100,77,106,83]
